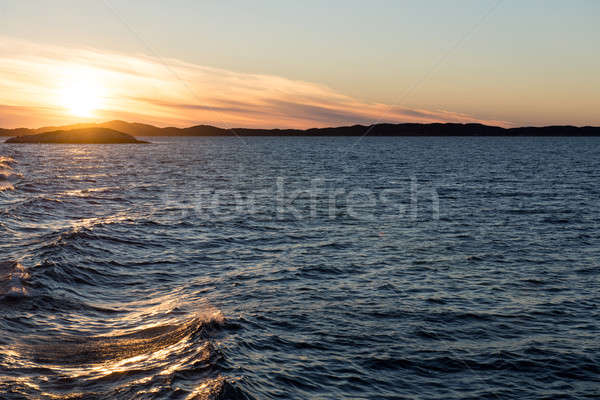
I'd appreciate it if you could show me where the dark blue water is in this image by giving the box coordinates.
[1,137,599,399]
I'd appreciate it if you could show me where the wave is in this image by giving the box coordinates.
[2,308,247,399]
[0,155,20,191]
[0,261,29,299]
[26,313,224,365]
[185,378,252,400]
[0,156,16,167]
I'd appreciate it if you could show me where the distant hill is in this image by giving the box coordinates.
[5,128,148,144]
[0,121,167,137]
[2,120,600,137]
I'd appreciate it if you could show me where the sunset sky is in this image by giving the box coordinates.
[1,0,599,129]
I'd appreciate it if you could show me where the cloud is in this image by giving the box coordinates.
[0,36,510,128]
[135,98,257,115]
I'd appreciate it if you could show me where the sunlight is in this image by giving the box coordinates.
[58,69,105,117]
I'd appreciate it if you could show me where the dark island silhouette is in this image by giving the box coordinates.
[2,120,600,139]
[5,128,149,144]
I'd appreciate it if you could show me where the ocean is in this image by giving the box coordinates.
[1,136,599,399]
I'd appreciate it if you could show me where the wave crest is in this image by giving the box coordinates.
[0,155,19,191]
[27,311,224,366]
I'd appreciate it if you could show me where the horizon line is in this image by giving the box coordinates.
[2,119,600,133]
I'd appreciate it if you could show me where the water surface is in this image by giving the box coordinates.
[1,137,599,399]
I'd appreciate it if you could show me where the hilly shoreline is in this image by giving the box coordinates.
[2,120,600,137]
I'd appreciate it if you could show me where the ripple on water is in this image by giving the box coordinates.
[0,261,29,299]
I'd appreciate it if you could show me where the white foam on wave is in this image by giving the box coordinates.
[0,156,20,191]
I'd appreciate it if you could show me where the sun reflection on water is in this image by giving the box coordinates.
[1,293,227,398]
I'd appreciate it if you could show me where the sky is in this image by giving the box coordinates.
[1,0,599,129]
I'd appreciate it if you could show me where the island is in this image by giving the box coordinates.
[4,128,149,144]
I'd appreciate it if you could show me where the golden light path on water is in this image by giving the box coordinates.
[0,267,228,399]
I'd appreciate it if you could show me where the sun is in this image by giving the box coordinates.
[59,70,105,118]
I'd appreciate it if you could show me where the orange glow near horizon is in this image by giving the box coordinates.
[0,36,513,129]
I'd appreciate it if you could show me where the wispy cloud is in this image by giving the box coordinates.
[0,36,510,129]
